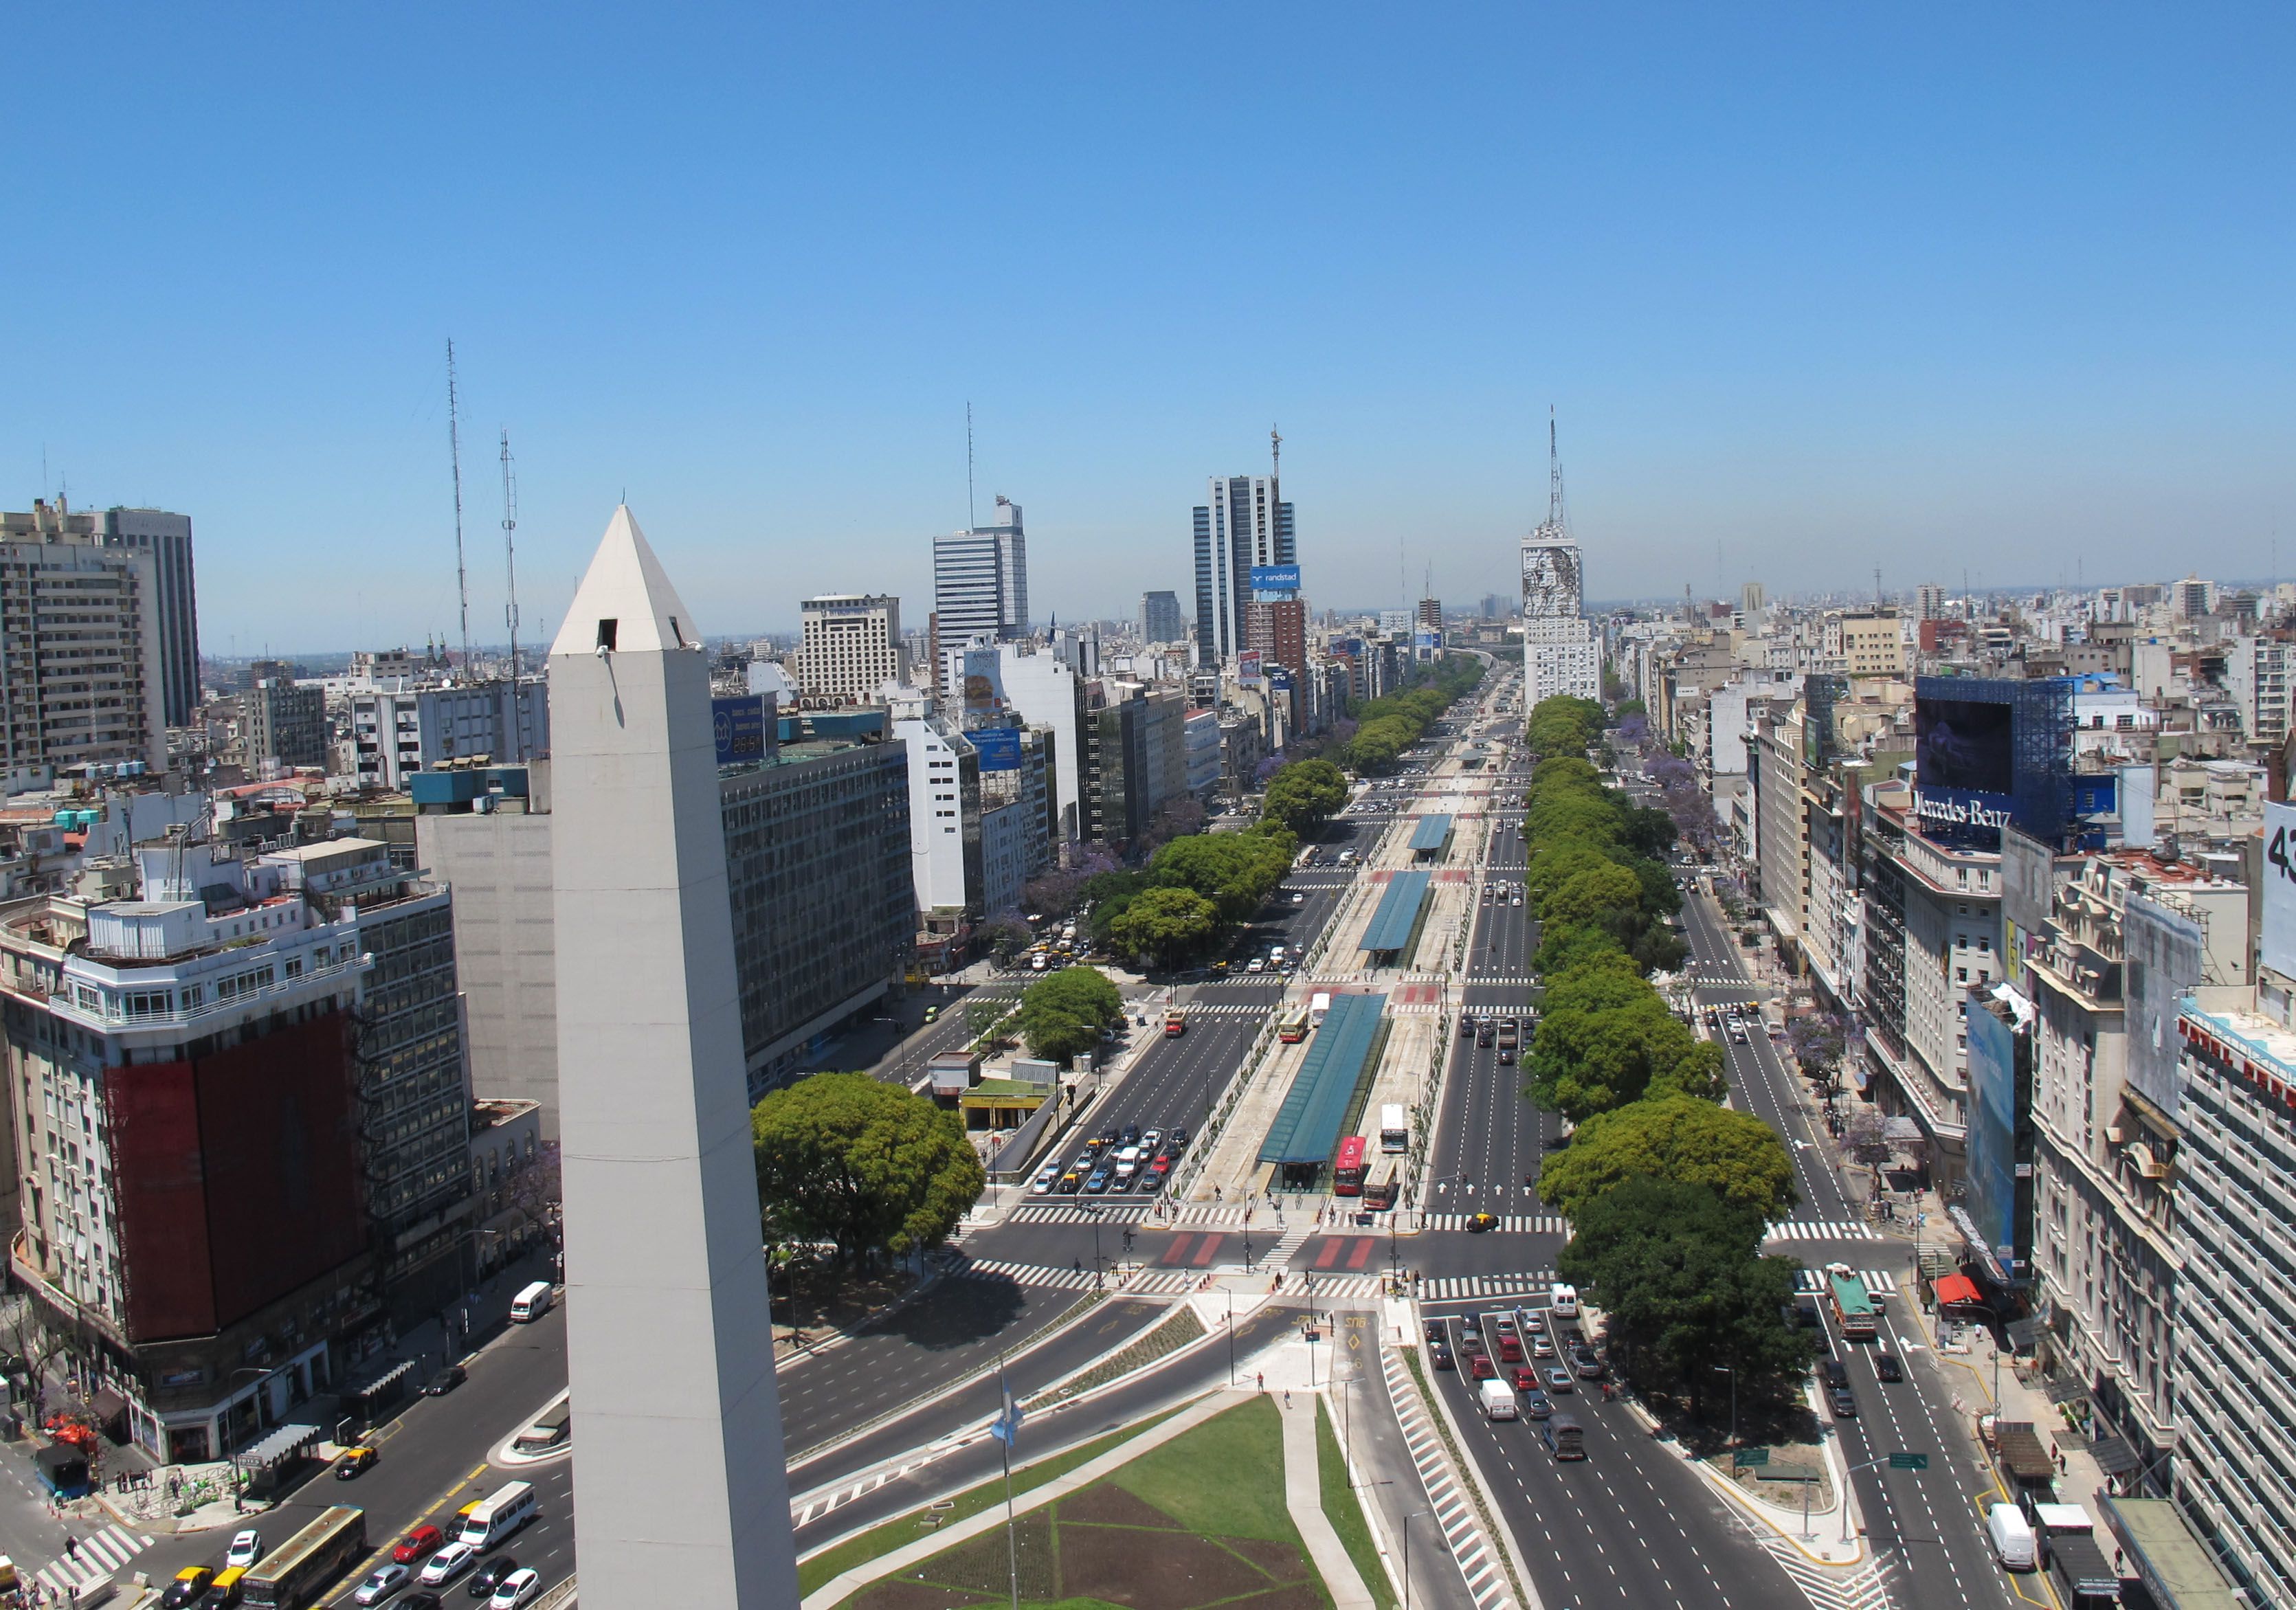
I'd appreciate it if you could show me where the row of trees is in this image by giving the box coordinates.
[1516,693,1815,1419]
[1344,655,1486,772]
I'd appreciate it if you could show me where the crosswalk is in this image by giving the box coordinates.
[1765,1219,1885,1242]
[1418,1271,1560,1301]
[954,1258,1387,1299]
[1417,1213,1570,1235]
[36,1525,154,1598]
[1792,1268,1900,1299]
[1010,1202,1155,1224]
[1175,1001,1273,1018]
[1751,1532,1896,1610]
[1462,974,1537,987]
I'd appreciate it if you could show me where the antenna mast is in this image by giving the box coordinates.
[1271,423,1282,480]
[1547,407,1566,535]
[500,429,522,686]
[447,339,471,677]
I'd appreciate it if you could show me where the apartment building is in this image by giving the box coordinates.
[798,594,904,704]
[241,678,328,771]
[350,679,549,789]
[0,504,166,775]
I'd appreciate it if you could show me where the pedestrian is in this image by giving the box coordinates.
[1284,1389,1292,1409]
[63,1535,76,1561]
[1256,1372,1265,1393]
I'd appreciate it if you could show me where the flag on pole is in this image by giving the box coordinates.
[990,1377,1025,1447]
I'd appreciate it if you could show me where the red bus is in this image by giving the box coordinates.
[1364,1169,1397,1211]
[1333,1136,1370,1196]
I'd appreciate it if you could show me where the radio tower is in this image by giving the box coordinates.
[1543,407,1568,539]
[446,339,472,678]
[501,429,522,684]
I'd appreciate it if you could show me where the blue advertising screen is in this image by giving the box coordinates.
[971,726,1022,772]
[712,695,768,765]
[1249,564,1302,592]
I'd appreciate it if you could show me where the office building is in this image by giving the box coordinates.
[94,508,201,729]
[1520,527,1599,704]
[1416,597,1442,632]
[0,501,167,774]
[1245,597,1308,673]
[0,829,473,1463]
[241,678,328,771]
[798,593,905,705]
[349,678,549,790]
[997,643,1088,842]
[1141,590,1184,646]
[933,497,1029,684]
[547,506,799,1606]
[1192,473,1295,663]
[1838,610,1904,678]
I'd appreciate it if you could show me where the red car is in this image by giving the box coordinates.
[1511,1365,1540,1393]
[1468,1352,1496,1380]
[392,1525,445,1566]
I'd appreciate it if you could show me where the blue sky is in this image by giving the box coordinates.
[5,5,2291,653]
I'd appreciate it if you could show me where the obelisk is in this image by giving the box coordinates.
[550,506,797,1606]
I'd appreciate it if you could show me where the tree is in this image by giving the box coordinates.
[1525,993,1724,1119]
[1262,759,1350,836]
[1538,1093,1799,1221]
[1106,885,1220,969]
[752,1073,984,1267]
[1786,1011,1847,1080]
[978,912,1033,964]
[1542,862,1645,926]
[1017,966,1124,1063]
[1151,832,1291,924]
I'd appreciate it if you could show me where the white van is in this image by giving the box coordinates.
[1550,1283,1580,1319]
[458,1481,538,1551]
[1986,1503,2037,1572]
[509,1282,554,1323]
[1479,1378,1519,1421]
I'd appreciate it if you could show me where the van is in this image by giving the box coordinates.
[1479,1378,1519,1421]
[458,1480,539,1551]
[1986,1503,2037,1572]
[1549,1283,1579,1319]
[509,1282,554,1323]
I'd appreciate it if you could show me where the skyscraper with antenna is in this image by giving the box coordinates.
[1519,409,1600,703]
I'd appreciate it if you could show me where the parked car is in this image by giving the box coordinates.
[1572,1345,1605,1379]
[424,1364,467,1396]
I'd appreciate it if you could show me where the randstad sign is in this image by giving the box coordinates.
[1912,788,2013,836]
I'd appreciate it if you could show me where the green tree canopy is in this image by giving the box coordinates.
[1524,991,1724,1119]
[1537,1094,1799,1221]
[1260,758,1350,836]
[753,1073,985,1266]
[1106,885,1220,970]
[1542,862,1646,926]
[1150,831,1292,924]
[1017,965,1125,1064]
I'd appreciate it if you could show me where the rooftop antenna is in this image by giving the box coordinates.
[1271,423,1282,481]
[1546,407,1567,537]
[446,339,471,678]
[1874,564,1883,609]
[966,401,977,530]
[500,429,522,695]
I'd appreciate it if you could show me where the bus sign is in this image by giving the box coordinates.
[1732,1449,1770,1468]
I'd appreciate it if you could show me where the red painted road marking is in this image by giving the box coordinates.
[1347,1237,1374,1269]
[1190,1233,1227,1267]
[1159,1233,1195,1267]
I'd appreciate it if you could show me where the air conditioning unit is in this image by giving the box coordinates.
[2105,1126,2127,1145]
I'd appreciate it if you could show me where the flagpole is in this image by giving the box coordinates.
[1000,1367,1020,1610]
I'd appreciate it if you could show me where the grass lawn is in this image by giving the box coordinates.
[1108,1392,1298,1543]
[796,1403,1189,1596]
[1316,1399,1397,1610]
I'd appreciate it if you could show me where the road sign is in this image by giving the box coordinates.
[1732,1449,1770,1468]
[1888,1452,1930,1470]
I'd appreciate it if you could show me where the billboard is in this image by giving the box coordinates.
[2125,893,2202,1117]
[1915,696,2014,793]
[1962,992,2033,1285]
[1236,650,1263,686]
[970,726,1022,772]
[712,695,768,766]
[1910,677,2074,851]
[1249,563,1302,592]
[2263,801,2296,979]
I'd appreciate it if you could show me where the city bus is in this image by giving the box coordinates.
[1278,1004,1311,1043]
[1364,1168,1398,1211]
[241,1506,366,1609]
[1333,1136,1370,1196]
[1379,1104,1409,1154]
[1827,1264,1878,1340]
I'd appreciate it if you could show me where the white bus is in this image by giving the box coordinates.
[1379,1104,1409,1154]
[458,1481,538,1552]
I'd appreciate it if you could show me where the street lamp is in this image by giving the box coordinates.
[1713,1363,1737,1450]
[1401,1509,1432,1610]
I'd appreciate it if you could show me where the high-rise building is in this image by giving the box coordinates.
[1739,581,1766,617]
[0,501,166,774]
[1141,590,1184,645]
[1245,598,1307,674]
[241,678,328,771]
[549,508,799,1606]
[1521,532,1598,704]
[1416,598,1442,632]
[95,508,200,729]
[1192,473,1295,664]
[932,497,1028,686]
[1915,583,1947,622]
[798,593,904,704]
[349,679,549,790]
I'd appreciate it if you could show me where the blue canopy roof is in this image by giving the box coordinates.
[1408,814,1454,853]
[1361,871,1433,953]
[1258,992,1387,1165]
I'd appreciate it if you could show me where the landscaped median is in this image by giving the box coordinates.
[802,1392,1379,1610]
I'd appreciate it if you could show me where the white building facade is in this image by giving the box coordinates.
[799,593,904,704]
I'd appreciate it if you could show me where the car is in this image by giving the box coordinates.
[405,1598,446,1610]
[424,1364,468,1396]
[1829,1387,1858,1419]
[1511,1365,1540,1392]
[1456,1327,1484,1354]
[1468,1352,1495,1380]
[1142,1128,1163,1150]
[1493,1313,1517,1335]
[1245,957,1264,973]
[1572,1345,1605,1379]
[1730,1025,1748,1044]
[1531,1334,1556,1359]
[1459,1016,1475,1036]
[1097,1129,1121,1149]
[1148,1152,1172,1176]
[922,1005,939,1023]
[419,1543,477,1587]
[225,1531,264,1571]
[1498,1048,1515,1065]
[1168,1127,1191,1150]
[1544,1367,1574,1394]
[1467,1211,1498,1232]
[467,1558,521,1599]
[355,1564,412,1605]
[394,1525,447,1565]
[1875,1352,1904,1383]
[1477,1028,1493,1046]
[1084,1169,1111,1193]
[1119,1124,1141,1146]
[336,1445,379,1479]
[1521,1391,1555,1419]
[1292,892,1306,904]
[161,1568,216,1610]
[1521,1310,1546,1334]
[487,1570,542,1609]
[1425,1319,1447,1343]
[1032,1165,1060,1193]
[1054,1170,1082,1194]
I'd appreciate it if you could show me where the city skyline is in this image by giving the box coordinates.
[8,7,2290,650]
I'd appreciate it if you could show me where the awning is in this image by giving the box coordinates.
[1935,1273,1983,1307]
[2089,1434,2141,1477]
[2041,1375,2091,1406]
[346,1359,416,1402]
[233,1422,321,1471]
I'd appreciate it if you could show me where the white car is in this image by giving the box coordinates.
[489,1568,544,1609]
[419,1543,477,1587]
[353,1563,410,1605]
[225,1531,264,1571]
[1031,1165,1060,1193]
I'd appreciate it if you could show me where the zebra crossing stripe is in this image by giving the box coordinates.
[36,1525,151,1596]
[1764,1220,1885,1242]
[1792,1268,1899,1298]
[1418,1271,1558,1301]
